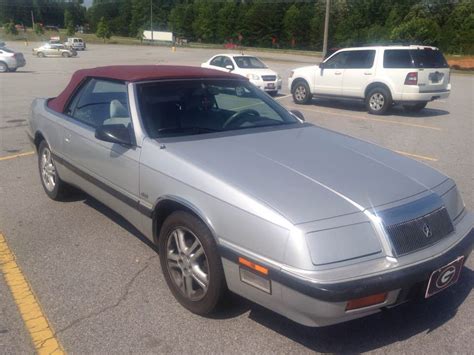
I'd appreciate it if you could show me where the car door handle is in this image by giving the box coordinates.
[64,137,70,143]
[335,72,342,75]
[364,72,373,75]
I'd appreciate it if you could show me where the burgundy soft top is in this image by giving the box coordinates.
[48,65,244,113]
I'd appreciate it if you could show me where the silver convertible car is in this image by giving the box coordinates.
[28,65,473,327]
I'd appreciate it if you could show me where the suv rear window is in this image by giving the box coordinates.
[384,49,448,69]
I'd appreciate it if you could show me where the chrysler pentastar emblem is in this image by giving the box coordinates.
[422,223,433,238]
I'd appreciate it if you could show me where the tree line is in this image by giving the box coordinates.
[1,1,473,54]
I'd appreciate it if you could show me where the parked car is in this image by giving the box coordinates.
[64,37,86,51]
[28,65,473,327]
[0,46,26,72]
[33,43,77,58]
[289,45,451,114]
[202,54,282,96]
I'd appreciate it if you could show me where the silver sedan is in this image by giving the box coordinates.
[28,65,473,327]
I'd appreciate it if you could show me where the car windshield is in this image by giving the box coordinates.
[234,56,267,69]
[137,79,298,138]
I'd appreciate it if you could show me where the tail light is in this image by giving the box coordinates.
[404,72,418,85]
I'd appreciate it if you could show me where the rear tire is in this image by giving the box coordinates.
[292,80,312,104]
[62,52,69,58]
[159,211,226,316]
[366,87,392,115]
[8,68,17,72]
[38,141,72,200]
[0,62,8,73]
[403,102,427,112]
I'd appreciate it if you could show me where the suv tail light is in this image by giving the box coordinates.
[404,72,418,85]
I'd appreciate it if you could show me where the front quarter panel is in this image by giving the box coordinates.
[139,138,291,263]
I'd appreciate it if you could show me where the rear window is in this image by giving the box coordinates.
[384,49,448,69]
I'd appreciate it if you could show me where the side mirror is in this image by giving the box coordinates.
[95,124,133,147]
[290,110,305,122]
[319,62,325,69]
[225,65,234,71]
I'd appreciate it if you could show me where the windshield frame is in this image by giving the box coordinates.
[134,78,299,140]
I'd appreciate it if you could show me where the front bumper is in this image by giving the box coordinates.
[221,222,473,327]
[251,78,282,92]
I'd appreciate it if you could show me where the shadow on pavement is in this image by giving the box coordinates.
[310,98,450,118]
[246,267,473,353]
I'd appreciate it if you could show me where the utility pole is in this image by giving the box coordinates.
[31,10,35,28]
[322,0,330,58]
[150,0,153,42]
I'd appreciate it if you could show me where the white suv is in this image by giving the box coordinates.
[289,45,451,114]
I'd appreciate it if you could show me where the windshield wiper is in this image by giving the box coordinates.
[157,126,220,136]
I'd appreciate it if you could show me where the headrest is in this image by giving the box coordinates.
[110,99,128,118]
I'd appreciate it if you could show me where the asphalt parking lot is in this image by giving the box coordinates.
[0,42,473,354]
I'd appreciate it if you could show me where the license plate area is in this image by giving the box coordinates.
[425,256,464,298]
[429,72,444,84]
[266,83,275,89]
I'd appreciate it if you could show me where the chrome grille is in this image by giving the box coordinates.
[385,207,454,256]
[261,75,277,81]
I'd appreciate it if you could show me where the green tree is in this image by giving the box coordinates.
[34,23,44,35]
[64,9,75,35]
[283,5,300,47]
[96,16,111,42]
[391,17,440,45]
[4,20,18,35]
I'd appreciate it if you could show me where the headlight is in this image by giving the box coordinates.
[442,185,465,222]
[246,73,260,80]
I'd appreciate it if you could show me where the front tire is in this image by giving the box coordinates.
[38,141,71,200]
[292,80,312,104]
[37,52,45,58]
[62,52,70,58]
[159,211,226,315]
[366,87,392,115]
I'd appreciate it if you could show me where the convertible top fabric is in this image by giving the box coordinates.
[47,65,242,113]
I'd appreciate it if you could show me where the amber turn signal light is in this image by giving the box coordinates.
[346,292,388,311]
[238,257,269,275]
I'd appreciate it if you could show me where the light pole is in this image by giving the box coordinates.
[322,0,330,58]
[150,0,153,42]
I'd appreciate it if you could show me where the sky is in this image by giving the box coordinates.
[83,0,93,8]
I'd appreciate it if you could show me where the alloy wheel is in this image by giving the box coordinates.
[369,93,385,111]
[166,226,209,301]
[294,85,307,102]
[41,148,56,192]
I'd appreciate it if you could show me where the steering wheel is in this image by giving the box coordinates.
[223,109,260,129]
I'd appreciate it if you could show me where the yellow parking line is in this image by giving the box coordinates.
[0,151,35,161]
[0,233,65,355]
[286,105,442,131]
[394,150,438,162]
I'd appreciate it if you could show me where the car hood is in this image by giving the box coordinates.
[164,125,447,224]
[235,68,277,76]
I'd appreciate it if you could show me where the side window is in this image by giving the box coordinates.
[324,52,351,69]
[210,56,223,67]
[383,50,413,68]
[66,79,129,128]
[345,50,376,69]
[222,56,234,69]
